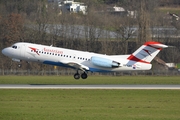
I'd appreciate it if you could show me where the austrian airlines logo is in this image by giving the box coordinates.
[143,49,151,56]
[29,47,40,55]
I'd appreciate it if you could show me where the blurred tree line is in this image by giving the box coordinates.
[0,0,180,72]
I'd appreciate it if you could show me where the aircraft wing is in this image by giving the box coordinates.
[59,60,89,71]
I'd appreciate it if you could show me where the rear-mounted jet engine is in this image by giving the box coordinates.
[91,56,120,68]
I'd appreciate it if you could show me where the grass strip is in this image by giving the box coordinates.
[0,75,180,85]
[0,89,180,120]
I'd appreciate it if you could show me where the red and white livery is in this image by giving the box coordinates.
[2,41,168,79]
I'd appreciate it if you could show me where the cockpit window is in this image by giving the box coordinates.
[12,45,17,49]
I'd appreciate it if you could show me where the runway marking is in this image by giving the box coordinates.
[0,85,180,89]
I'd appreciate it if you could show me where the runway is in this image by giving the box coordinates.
[0,84,180,89]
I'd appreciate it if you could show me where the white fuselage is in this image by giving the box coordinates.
[2,42,152,72]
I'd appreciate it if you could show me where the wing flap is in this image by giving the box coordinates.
[59,60,89,71]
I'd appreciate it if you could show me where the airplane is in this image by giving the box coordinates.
[2,41,168,79]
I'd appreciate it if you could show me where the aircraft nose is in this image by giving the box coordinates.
[2,48,11,57]
[2,48,7,55]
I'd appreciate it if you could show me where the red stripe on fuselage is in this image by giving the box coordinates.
[127,55,150,64]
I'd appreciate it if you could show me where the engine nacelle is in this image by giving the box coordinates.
[91,56,120,68]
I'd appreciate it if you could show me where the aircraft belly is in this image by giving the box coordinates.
[113,63,152,71]
[87,63,152,72]
[43,60,76,69]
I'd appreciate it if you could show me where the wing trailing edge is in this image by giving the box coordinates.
[59,60,89,71]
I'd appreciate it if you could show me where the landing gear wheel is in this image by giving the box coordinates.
[81,72,88,79]
[18,64,22,68]
[74,73,80,80]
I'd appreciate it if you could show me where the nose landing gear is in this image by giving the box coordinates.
[18,64,22,68]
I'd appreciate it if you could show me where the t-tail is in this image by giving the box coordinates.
[127,41,168,64]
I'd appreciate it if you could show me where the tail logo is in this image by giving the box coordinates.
[143,49,152,56]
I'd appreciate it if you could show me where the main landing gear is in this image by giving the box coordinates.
[74,71,88,80]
